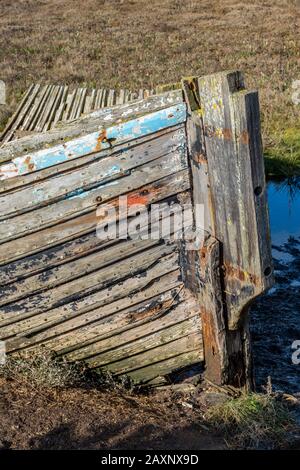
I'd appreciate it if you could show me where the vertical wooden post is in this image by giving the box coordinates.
[182,77,228,384]
[197,71,273,330]
[183,71,273,389]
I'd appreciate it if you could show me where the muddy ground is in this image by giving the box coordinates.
[0,377,226,450]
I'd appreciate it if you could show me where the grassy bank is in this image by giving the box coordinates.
[0,0,300,176]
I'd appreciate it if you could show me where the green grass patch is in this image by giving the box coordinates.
[205,392,297,449]
[264,127,300,178]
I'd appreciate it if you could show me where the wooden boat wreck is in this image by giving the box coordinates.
[0,71,273,388]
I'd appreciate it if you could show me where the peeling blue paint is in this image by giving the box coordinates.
[0,104,187,180]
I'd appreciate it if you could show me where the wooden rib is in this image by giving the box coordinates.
[0,84,35,140]
[75,88,87,119]
[2,84,41,142]
[38,85,59,132]
[42,86,63,131]
[51,86,69,127]
[20,86,45,131]
[30,85,53,132]
[62,89,76,121]
[83,93,92,115]
[69,88,81,121]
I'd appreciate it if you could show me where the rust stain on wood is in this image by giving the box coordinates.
[95,129,107,152]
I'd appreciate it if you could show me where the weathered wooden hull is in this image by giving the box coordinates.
[0,72,273,387]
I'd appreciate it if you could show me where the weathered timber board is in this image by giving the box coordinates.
[0,85,155,143]
[0,90,182,164]
[0,127,186,218]
[0,104,186,180]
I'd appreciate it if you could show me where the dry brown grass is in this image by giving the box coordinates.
[0,0,300,168]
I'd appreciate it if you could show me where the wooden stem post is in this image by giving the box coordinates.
[183,71,273,389]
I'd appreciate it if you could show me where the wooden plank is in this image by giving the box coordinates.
[0,243,177,321]
[0,170,190,264]
[0,124,183,194]
[0,150,187,243]
[0,238,162,306]
[0,127,186,218]
[0,190,190,285]
[7,284,182,353]
[0,103,186,180]
[0,90,183,164]
[5,273,181,350]
[0,256,180,339]
[63,292,200,361]
[96,334,201,379]
[120,349,201,384]
[197,70,273,329]
[81,318,200,369]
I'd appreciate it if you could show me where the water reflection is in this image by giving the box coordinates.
[251,177,300,394]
